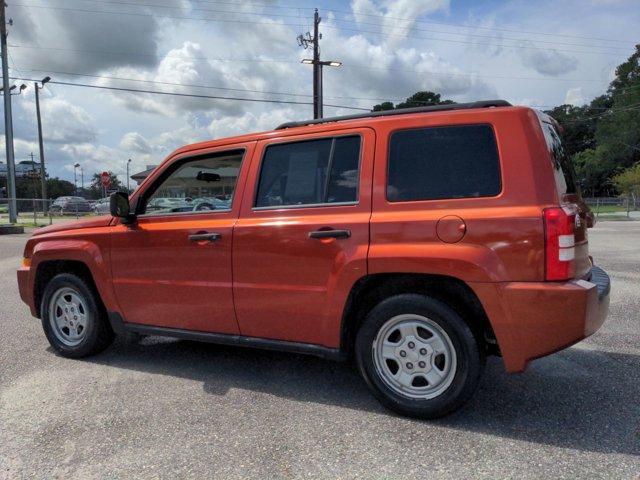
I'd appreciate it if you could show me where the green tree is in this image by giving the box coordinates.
[396,91,454,109]
[46,177,76,199]
[612,162,640,196]
[372,91,454,111]
[87,171,125,199]
[372,101,394,112]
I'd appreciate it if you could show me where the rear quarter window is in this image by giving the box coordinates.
[387,124,501,202]
[539,120,578,195]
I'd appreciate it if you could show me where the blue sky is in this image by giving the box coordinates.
[1,0,638,185]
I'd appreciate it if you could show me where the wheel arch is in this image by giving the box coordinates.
[340,273,498,358]
[34,260,103,318]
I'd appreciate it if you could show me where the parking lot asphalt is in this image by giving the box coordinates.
[1,221,639,479]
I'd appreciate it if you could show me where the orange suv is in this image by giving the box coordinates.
[17,101,611,418]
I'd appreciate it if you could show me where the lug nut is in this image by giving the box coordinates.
[408,342,415,349]
[420,348,427,355]
[418,361,426,368]
[399,350,407,357]
[406,362,414,369]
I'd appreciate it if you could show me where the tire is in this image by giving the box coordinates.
[40,273,114,358]
[355,294,484,419]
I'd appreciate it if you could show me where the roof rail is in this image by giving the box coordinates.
[275,100,512,130]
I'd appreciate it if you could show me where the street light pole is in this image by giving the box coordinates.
[1,3,17,223]
[73,163,80,195]
[126,158,131,193]
[35,76,51,205]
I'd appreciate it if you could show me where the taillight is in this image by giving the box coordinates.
[543,206,576,281]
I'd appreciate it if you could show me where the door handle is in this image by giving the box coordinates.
[308,229,351,240]
[188,232,221,243]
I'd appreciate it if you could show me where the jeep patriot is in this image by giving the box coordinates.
[17,100,611,418]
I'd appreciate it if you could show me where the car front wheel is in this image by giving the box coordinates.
[40,273,114,358]
[355,294,484,419]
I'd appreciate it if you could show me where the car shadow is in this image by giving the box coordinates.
[85,337,640,456]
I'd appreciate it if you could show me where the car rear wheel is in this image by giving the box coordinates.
[41,273,114,358]
[355,294,484,419]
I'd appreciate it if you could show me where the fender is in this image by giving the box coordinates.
[27,232,119,315]
[368,242,507,283]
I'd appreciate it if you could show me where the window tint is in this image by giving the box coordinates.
[256,136,360,208]
[142,151,243,216]
[387,125,501,202]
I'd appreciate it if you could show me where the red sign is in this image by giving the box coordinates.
[100,171,110,187]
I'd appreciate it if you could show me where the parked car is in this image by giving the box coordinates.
[48,196,93,215]
[93,198,111,214]
[146,197,188,212]
[17,101,610,418]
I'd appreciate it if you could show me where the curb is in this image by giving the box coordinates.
[0,224,26,235]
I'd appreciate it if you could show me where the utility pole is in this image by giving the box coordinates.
[312,9,320,119]
[298,9,341,119]
[1,2,17,223]
[35,76,50,204]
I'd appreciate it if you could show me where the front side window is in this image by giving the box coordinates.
[141,150,243,216]
[255,136,361,208]
[387,125,501,202]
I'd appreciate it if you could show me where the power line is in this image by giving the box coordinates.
[9,44,616,85]
[40,0,634,51]
[318,6,635,45]
[9,43,298,65]
[76,0,635,45]
[320,24,626,56]
[7,75,371,110]
[12,66,409,103]
[327,18,632,52]
[560,103,640,123]
[9,3,630,56]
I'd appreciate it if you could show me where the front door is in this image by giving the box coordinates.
[233,129,374,347]
[110,143,254,333]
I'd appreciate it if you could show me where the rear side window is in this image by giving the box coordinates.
[539,120,578,195]
[255,136,360,208]
[387,125,501,202]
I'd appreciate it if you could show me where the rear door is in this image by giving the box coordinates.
[232,128,375,347]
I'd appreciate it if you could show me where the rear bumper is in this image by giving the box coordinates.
[472,266,610,373]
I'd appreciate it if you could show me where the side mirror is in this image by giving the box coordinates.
[110,192,136,224]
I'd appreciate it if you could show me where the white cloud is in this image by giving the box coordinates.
[3,0,637,186]
[564,87,586,106]
[520,45,579,76]
[119,132,153,154]
[350,0,450,47]
[207,108,297,139]
[40,98,97,144]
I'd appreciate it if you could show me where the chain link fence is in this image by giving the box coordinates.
[0,198,101,226]
[584,196,638,218]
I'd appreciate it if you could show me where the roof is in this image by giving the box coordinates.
[276,100,512,130]
[164,99,516,159]
[131,166,157,180]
